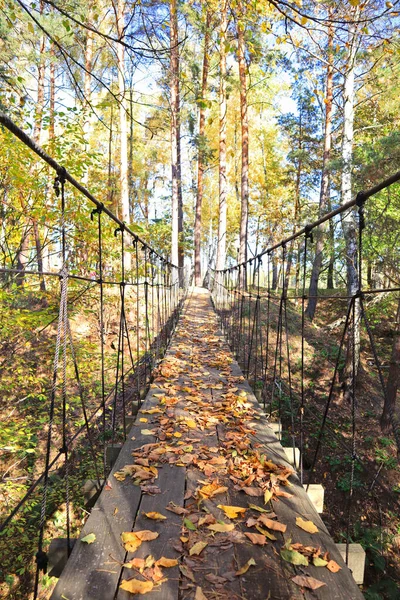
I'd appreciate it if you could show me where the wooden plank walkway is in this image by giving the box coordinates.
[51,287,363,600]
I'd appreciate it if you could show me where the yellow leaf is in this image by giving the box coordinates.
[217,505,247,519]
[189,541,208,556]
[139,417,148,423]
[156,557,179,568]
[185,419,197,429]
[144,512,167,521]
[141,429,156,436]
[295,517,318,534]
[195,587,208,600]
[235,557,256,575]
[207,523,235,533]
[119,578,154,594]
[173,432,182,438]
[264,489,273,504]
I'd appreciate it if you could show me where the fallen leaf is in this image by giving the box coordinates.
[207,523,235,533]
[144,512,167,521]
[296,517,318,534]
[180,564,196,582]
[166,502,189,516]
[184,518,197,531]
[119,578,154,594]
[135,531,159,541]
[195,587,208,600]
[292,575,326,590]
[185,418,197,429]
[244,532,267,545]
[141,485,162,495]
[139,418,148,423]
[326,559,342,573]
[235,557,256,575]
[189,541,208,556]
[141,429,156,436]
[281,548,309,566]
[217,505,247,519]
[313,556,328,567]
[81,533,96,544]
[258,515,286,532]
[264,489,273,504]
[123,557,146,570]
[156,557,179,568]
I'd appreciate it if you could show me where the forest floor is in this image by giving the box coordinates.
[245,288,400,600]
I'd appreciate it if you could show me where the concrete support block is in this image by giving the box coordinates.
[125,415,136,431]
[303,483,324,513]
[105,444,123,471]
[336,543,365,584]
[82,479,104,507]
[48,538,77,578]
[283,446,300,468]
[268,421,282,441]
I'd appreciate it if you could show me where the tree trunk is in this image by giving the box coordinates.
[194,11,211,286]
[236,4,249,287]
[83,4,94,167]
[340,20,360,402]
[215,0,228,276]
[306,18,334,319]
[170,0,182,284]
[116,0,129,225]
[381,297,400,432]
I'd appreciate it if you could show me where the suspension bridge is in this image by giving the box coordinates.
[0,111,399,599]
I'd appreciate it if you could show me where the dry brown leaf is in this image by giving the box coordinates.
[296,517,318,534]
[326,559,342,573]
[292,575,326,590]
[244,532,267,545]
[119,578,154,594]
[207,523,235,533]
[135,530,159,541]
[258,515,287,532]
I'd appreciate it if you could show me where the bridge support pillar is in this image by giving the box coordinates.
[283,446,300,468]
[48,538,77,578]
[268,421,282,440]
[82,479,104,508]
[303,483,324,513]
[105,444,123,471]
[336,543,366,584]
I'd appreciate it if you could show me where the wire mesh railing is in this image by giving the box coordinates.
[210,170,400,584]
[0,112,190,598]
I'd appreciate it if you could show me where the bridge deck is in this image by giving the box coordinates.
[51,288,363,600]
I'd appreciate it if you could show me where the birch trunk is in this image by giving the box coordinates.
[194,11,211,286]
[236,4,249,287]
[215,0,228,278]
[170,0,182,284]
[340,20,361,402]
[306,19,334,319]
[116,0,129,225]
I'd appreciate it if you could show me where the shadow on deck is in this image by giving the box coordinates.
[51,287,363,600]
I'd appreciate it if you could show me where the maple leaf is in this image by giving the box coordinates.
[295,517,318,534]
[119,578,154,594]
[217,504,247,519]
